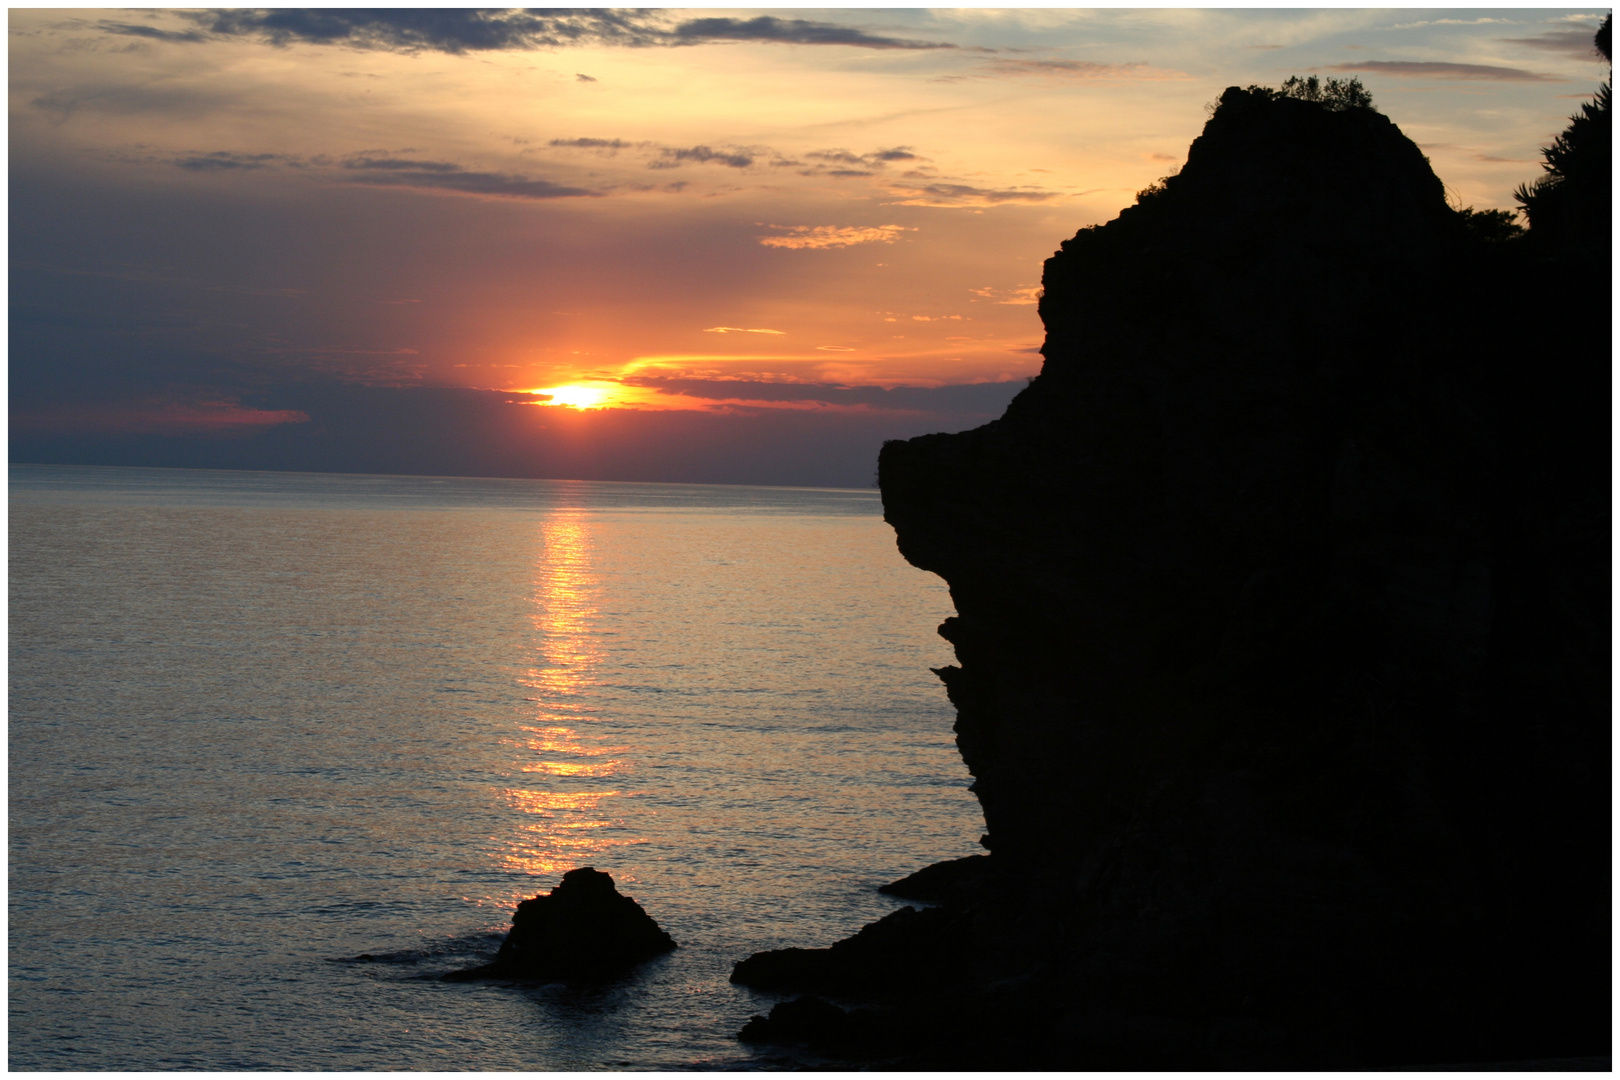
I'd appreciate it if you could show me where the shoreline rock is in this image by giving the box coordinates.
[443,867,675,983]
[877,853,991,906]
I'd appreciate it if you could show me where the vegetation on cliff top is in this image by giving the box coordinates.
[1515,14,1611,251]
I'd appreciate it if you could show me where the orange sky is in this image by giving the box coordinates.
[10,8,1610,436]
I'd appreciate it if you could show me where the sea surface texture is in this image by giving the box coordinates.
[9,464,981,1069]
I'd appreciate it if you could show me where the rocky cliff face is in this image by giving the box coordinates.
[870,85,1608,1067]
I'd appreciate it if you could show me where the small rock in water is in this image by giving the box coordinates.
[442,867,676,983]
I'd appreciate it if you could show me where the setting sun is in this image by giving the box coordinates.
[532,384,611,409]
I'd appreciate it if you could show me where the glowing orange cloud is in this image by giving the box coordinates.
[759,224,914,249]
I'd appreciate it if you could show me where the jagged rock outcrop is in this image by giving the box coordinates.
[737,995,885,1059]
[736,73,1609,1069]
[444,867,675,982]
[877,853,990,905]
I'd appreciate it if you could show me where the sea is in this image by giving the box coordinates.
[9,463,983,1070]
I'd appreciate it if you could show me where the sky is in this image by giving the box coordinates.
[10,7,1610,487]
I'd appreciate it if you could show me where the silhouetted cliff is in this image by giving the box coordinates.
[737,58,1609,1069]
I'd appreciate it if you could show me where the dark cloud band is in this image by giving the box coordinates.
[1497,30,1609,60]
[340,169,594,200]
[669,16,952,51]
[123,9,955,55]
[162,148,594,199]
[1329,60,1558,82]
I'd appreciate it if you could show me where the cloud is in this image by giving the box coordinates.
[702,327,786,335]
[1386,17,1516,30]
[1328,60,1558,82]
[546,138,921,180]
[174,151,293,172]
[150,10,955,56]
[95,20,209,44]
[31,82,240,122]
[797,146,924,176]
[12,398,309,436]
[668,16,953,51]
[340,168,594,200]
[342,155,460,173]
[758,224,914,250]
[948,57,1183,83]
[970,285,1043,306]
[807,150,870,166]
[162,147,595,200]
[548,137,637,156]
[650,145,754,170]
[576,73,597,83]
[1497,30,1608,60]
[983,57,1152,79]
[549,137,756,169]
[179,9,666,54]
[621,376,1023,416]
[887,183,1057,208]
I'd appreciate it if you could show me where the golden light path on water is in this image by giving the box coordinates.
[496,510,642,883]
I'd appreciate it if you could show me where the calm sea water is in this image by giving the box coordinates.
[9,464,981,1070]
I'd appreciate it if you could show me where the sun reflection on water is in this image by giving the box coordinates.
[494,512,641,882]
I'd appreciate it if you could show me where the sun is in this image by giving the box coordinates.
[532,384,611,409]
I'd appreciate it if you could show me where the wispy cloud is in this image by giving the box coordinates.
[1386,17,1516,30]
[176,9,664,53]
[887,183,1057,208]
[341,169,594,199]
[946,57,1184,83]
[546,137,757,170]
[95,20,209,44]
[970,285,1043,306]
[794,146,923,177]
[343,155,460,173]
[620,376,1024,417]
[1497,30,1608,60]
[668,16,953,51]
[650,145,755,170]
[132,10,956,56]
[1329,60,1558,82]
[702,327,786,335]
[161,148,596,200]
[544,137,926,182]
[11,398,309,436]
[758,224,913,250]
[174,150,296,171]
